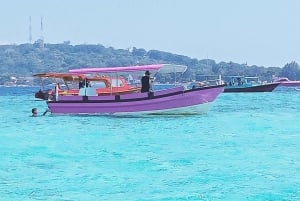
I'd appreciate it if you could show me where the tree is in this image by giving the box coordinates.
[0,43,287,84]
[280,61,300,80]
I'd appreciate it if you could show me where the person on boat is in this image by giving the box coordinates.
[141,70,151,93]
[79,80,84,89]
[237,77,242,86]
[57,83,63,90]
[84,78,91,87]
[79,78,91,88]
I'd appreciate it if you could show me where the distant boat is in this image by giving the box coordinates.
[223,76,279,93]
[273,77,300,87]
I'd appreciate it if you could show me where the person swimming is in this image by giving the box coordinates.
[31,108,38,117]
[31,108,50,117]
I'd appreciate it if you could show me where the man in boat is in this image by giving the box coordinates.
[79,78,91,89]
[79,80,84,89]
[141,70,151,93]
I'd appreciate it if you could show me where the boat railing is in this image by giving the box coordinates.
[184,75,223,89]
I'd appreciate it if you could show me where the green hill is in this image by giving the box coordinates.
[0,43,299,85]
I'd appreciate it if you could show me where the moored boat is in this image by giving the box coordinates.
[224,76,279,93]
[273,77,300,87]
[46,64,225,115]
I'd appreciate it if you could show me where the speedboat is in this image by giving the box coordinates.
[224,76,279,92]
[45,64,225,115]
[273,77,300,87]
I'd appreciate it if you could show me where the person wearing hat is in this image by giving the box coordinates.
[141,70,151,93]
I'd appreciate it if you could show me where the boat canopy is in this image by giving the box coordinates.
[223,75,260,79]
[273,77,289,82]
[69,64,187,74]
[33,72,85,81]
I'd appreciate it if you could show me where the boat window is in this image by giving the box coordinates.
[111,79,124,87]
[90,81,106,89]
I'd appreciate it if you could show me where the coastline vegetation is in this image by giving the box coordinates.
[0,42,299,85]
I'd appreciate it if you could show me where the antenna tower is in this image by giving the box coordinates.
[29,16,32,43]
[40,16,44,48]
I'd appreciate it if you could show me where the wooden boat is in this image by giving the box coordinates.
[45,64,225,115]
[224,76,279,93]
[34,72,141,100]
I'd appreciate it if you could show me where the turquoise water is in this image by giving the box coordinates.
[0,87,300,201]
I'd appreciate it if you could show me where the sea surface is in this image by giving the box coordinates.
[0,86,299,201]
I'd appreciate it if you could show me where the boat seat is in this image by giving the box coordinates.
[79,87,97,96]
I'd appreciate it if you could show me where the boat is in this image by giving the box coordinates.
[273,77,300,87]
[46,64,225,115]
[34,72,141,100]
[185,75,224,89]
[223,76,279,93]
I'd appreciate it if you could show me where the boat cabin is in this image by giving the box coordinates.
[33,73,141,100]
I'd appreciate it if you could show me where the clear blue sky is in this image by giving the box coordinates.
[1,0,300,67]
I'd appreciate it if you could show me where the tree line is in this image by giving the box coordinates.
[0,43,299,85]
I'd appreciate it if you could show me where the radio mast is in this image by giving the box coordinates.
[40,16,44,48]
[29,16,32,43]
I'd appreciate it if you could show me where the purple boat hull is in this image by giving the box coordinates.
[47,85,224,115]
